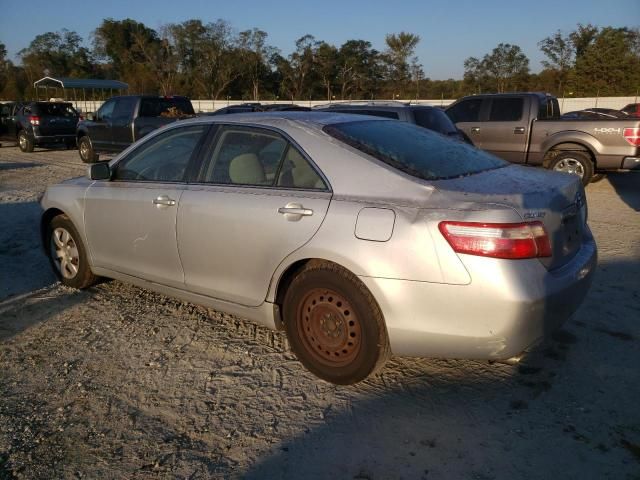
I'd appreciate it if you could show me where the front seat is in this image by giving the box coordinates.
[228,153,267,185]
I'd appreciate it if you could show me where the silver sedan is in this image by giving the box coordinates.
[41,112,597,384]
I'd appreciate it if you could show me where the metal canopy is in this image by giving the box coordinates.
[34,76,128,90]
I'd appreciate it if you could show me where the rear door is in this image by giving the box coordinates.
[177,125,332,307]
[33,103,77,137]
[110,97,138,151]
[478,96,531,163]
[84,124,209,287]
[90,99,116,151]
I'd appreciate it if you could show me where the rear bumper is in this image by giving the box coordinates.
[360,228,597,360]
[621,157,640,170]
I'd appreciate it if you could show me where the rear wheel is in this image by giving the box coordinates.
[18,131,34,152]
[46,215,98,289]
[283,262,390,385]
[78,136,98,163]
[549,151,594,186]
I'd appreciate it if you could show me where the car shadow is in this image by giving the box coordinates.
[0,200,57,300]
[242,255,640,479]
[0,161,40,171]
[605,172,640,211]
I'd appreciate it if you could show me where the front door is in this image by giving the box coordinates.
[477,97,530,163]
[177,125,332,307]
[90,99,116,151]
[84,124,209,287]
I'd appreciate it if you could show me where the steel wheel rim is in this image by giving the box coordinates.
[19,134,26,149]
[50,227,80,279]
[553,158,584,178]
[297,288,361,367]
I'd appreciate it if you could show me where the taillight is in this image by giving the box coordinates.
[29,115,40,126]
[623,128,640,147]
[439,221,552,259]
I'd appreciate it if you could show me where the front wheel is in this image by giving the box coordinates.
[78,136,98,163]
[18,131,34,152]
[283,262,390,385]
[46,215,98,289]
[549,151,594,186]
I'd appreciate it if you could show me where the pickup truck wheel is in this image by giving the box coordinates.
[18,131,34,152]
[78,136,98,163]
[283,262,391,385]
[549,151,593,185]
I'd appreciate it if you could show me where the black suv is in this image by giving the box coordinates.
[204,103,311,115]
[2,101,79,152]
[315,102,467,142]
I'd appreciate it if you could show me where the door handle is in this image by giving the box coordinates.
[471,127,481,133]
[153,195,176,207]
[278,203,313,221]
[513,127,525,134]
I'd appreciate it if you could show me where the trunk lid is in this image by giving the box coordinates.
[432,165,586,270]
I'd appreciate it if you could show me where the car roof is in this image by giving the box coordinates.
[182,111,394,129]
[317,103,439,112]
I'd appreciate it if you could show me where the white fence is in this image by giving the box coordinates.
[66,96,639,115]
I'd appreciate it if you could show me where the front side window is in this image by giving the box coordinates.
[324,120,506,181]
[201,127,287,186]
[96,100,115,122]
[488,98,524,121]
[446,99,483,123]
[113,125,207,182]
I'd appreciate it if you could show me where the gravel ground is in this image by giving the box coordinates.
[0,145,639,480]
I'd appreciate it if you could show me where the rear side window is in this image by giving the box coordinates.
[34,103,78,117]
[112,97,138,121]
[324,120,506,181]
[139,98,195,117]
[488,98,523,121]
[446,99,482,123]
[538,97,559,120]
[413,108,458,135]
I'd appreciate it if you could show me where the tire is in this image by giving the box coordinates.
[283,261,391,385]
[548,151,594,186]
[78,136,98,163]
[46,215,98,289]
[18,131,34,152]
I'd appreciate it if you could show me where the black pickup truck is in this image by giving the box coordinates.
[446,93,640,184]
[76,95,195,162]
[1,101,79,152]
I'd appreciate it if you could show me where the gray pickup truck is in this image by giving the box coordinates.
[76,95,195,162]
[446,93,640,184]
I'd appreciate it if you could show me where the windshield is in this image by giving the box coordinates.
[324,120,506,181]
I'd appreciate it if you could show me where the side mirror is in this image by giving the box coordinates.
[88,162,111,180]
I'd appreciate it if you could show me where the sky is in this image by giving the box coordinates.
[0,0,638,80]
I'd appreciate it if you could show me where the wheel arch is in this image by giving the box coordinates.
[271,258,364,331]
[542,139,598,169]
[40,208,66,253]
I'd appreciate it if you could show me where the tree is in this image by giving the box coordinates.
[314,41,338,101]
[336,40,379,99]
[538,30,573,92]
[93,18,161,93]
[383,32,420,95]
[464,43,529,93]
[238,29,275,100]
[573,27,640,96]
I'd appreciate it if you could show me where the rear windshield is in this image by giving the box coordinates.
[139,98,195,117]
[34,103,78,117]
[324,120,506,181]
[412,107,457,134]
